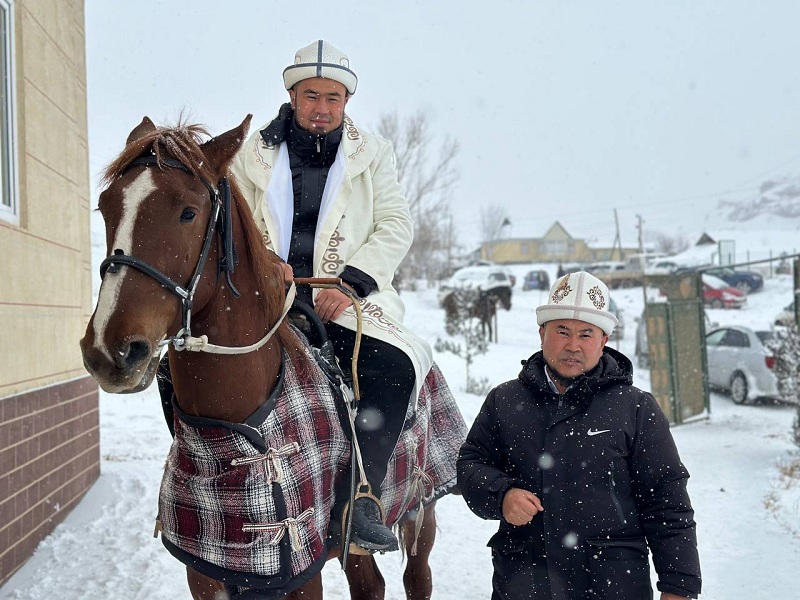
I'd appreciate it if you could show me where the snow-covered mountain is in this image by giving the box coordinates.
[722,176,800,221]
[646,178,800,268]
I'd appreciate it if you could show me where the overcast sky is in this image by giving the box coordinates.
[85,1,800,249]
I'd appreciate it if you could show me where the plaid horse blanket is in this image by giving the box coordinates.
[382,362,466,525]
[157,341,466,595]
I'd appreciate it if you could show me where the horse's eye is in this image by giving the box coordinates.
[180,208,197,223]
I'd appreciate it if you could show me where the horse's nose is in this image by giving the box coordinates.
[115,336,153,370]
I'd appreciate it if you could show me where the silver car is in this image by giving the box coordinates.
[705,326,778,404]
[608,297,625,341]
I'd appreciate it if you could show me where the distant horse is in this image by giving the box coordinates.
[79,116,463,600]
[442,288,510,343]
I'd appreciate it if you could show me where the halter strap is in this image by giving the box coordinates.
[179,283,296,354]
[99,155,234,349]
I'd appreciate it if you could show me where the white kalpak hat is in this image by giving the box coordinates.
[536,271,618,335]
[283,40,358,95]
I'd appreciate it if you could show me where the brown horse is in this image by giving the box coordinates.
[79,116,446,600]
[442,288,506,343]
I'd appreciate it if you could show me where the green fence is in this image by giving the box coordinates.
[644,274,709,423]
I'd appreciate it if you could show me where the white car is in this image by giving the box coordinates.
[705,326,778,404]
[437,266,513,309]
[645,260,682,275]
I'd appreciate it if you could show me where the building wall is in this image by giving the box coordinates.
[481,237,592,264]
[480,236,639,265]
[0,0,97,585]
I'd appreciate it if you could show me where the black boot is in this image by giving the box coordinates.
[350,496,399,552]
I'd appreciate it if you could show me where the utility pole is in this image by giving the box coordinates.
[636,214,647,315]
[636,214,645,261]
[610,209,623,262]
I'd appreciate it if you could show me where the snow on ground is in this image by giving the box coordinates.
[2,266,799,599]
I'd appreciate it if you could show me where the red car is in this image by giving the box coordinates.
[702,273,746,309]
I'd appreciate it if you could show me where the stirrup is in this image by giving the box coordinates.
[341,482,387,556]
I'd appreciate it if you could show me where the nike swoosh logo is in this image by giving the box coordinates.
[587,429,611,436]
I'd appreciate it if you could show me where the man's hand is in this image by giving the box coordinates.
[315,285,356,322]
[502,488,544,526]
[279,262,294,284]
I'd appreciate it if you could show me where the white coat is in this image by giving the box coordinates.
[230,114,434,402]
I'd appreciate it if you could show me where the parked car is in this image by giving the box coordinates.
[608,297,625,341]
[437,266,513,308]
[522,269,550,291]
[702,273,746,309]
[674,265,764,294]
[705,266,764,294]
[705,326,779,404]
[625,252,669,271]
[645,259,682,275]
[586,261,626,274]
[775,301,796,326]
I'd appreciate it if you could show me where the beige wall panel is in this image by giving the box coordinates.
[1,0,92,398]
[20,11,80,125]
[75,131,90,197]
[0,304,86,398]
[80,205,92,321]
[0,226,82,306]
[23,158,83,248]
[64,123,88,189]
[22,86,82,192]
[22,0,76,53]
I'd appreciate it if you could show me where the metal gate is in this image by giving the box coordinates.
[643,274,709,423]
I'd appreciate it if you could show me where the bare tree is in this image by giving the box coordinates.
[376,111,460,285]
[480,204,511,251]
[651,232,690,255]
[434,288,491,395]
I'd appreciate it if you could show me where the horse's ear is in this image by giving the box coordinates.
[127,116,157,146]
[201,114,253,175]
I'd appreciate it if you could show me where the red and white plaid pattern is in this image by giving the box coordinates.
[158,349,350,578]
[382,363,467,524]
[158,353,465,581]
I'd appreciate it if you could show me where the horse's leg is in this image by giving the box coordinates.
[402,502,437,600]
[283,573,323,599]
[343,554,386,600]
[186,567,227,599]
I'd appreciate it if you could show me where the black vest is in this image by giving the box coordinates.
[260,104,343,306]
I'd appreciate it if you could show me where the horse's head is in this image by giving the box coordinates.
[80,115,252,393]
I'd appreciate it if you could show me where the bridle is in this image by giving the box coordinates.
[98,155,294,354]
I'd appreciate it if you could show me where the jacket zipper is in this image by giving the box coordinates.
[609,461,627,525]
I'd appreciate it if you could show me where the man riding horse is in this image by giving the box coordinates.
[230,39,442,554]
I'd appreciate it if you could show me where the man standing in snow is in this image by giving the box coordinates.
[230,40,438,554]
[457,271,701,599]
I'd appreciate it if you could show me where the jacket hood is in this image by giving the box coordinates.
[518,345,633,401]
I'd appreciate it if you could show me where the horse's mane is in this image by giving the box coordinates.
[103,120,307,362]
[101,121,213,186]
